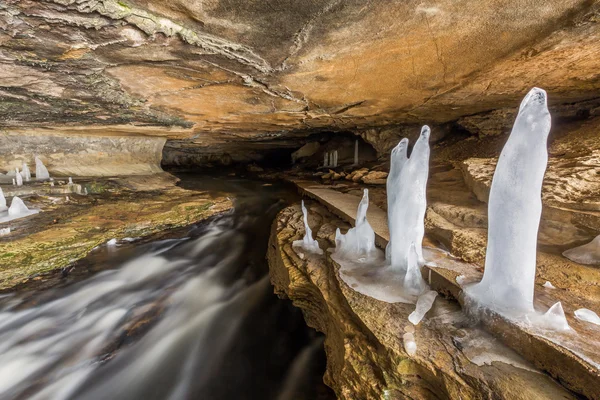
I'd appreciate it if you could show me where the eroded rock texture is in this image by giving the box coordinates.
[1,1,599,163]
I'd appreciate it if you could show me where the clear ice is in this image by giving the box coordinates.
[562,235,600,266]
[408,290,438,325]
[388,127,430,271]
[403,332,417,356]
[22,163,31,182]
[292,200,323,255]
[334,189,376,259]
[574,308,600,326]
[543,281,556,289]
[466,88,551,313]
[35,156,50,180]
[540,302,571,331]
[15,169,23,187]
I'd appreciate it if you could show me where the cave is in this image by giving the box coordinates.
[0,1,599,399]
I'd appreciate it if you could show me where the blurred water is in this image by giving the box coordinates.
[0,175,332,400]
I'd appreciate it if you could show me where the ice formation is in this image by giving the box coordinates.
[543,281,556,289]
[68,177,73,185]
[354,139,359,165]
[408,290,438,325]
[8,196,31,216]
[22,163,31,182]
[403,332,417,356]
[334,189,376,259]
[574,308,600,326]
[540,302,571,331]
[385,138,409,261]
[466,88,551,313]
[35,156,50,180]
[403,243,427,295]
[15,169,23,186]
[0,187,6,211]
[388,127,430,271]
[11,179,15,186]
[292,200,323,255]
[332,150,338,167]
[0,227,10,236]
[562,235,600,266]
[323,152,329,167]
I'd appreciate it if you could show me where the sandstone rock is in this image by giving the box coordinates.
[361,171,388,185]
[246,163,264,172]
[291,142,320,163]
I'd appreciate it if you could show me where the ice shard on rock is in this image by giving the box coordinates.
[292,200,323,255]
[574,308,600,326]
[15,169,23,186]
[466,88,551,313]
[562,235,600,266]
[388,126,430,271]
[8,196,31,216]
[408,290,438,325]
[22,163,31,182]
[334,189,376,258]
[540,302,571,331]
[0,187,6,211]
[35,156,50,180]
[385,138,409,261]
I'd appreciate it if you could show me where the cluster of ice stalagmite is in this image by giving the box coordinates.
[334,189,377,259]
[387,126,430,271]
[35,156,50,180]
[562,235,600,266]
[292,201,323,255]
[323,150,339,168]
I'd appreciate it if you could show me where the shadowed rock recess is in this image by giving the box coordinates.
[2,0,600,398]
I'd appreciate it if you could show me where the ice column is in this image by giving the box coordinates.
[15,169,23,186]
[0,187,6,211]
[467,88,551,312]
[323,152,329,167]
[388,126,430,271]
[22,163,31,182]
[35,156,50,180]
[385,138,409,261]
[334,189,376,258]
[332,150,338,168]
[354,139,359,165]
[292,200,323,254]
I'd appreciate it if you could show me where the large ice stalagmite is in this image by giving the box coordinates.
[388,126,430,272]
[35,156,50,180]
[292,200,323,255]
[385,138,409,261]
[0,187,6,211]
[467,88,551,313]
[334,189,376,258]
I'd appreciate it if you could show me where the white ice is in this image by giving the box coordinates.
[35,156,50,180]
[334,189,376,259]
[466,88,551,313]
[0,187,6,212]
[403,332,417,356]
[0,228,10,236]
[0,196,39,223]
[332,150,338,167]
[563,235,600,266]
[385,138,408,261]
[22,162,31,182]
[574,308,600,326]
[15,169,23,187]
[538,302,571,331]
[68,177,73,185]
[292,200,323,255]
[323,152,328,167]
[408,290,438,325]
[543,281,556,289]
[388,126,430,271]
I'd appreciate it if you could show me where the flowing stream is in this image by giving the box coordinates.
[0,175,333,400]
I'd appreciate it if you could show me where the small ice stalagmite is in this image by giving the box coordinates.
[15,168,23,186]
[0,187,6,211]
[466,88,551,313]
[408,290,438,325]
[35,156,50,180]
[385,138,409,261]
[292,200,323,255]
[8,196,31,216]
[562,235,600,266]
[354,139,359,165]
[332,150,338,168]
[323,152,329,168]
[574,308,600,326]
[22,163,31,182]
[334,189,376,259]
[541,302,571,331]
[12,178,15,186]
[69,177,73,185]
[389,126,430,271]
